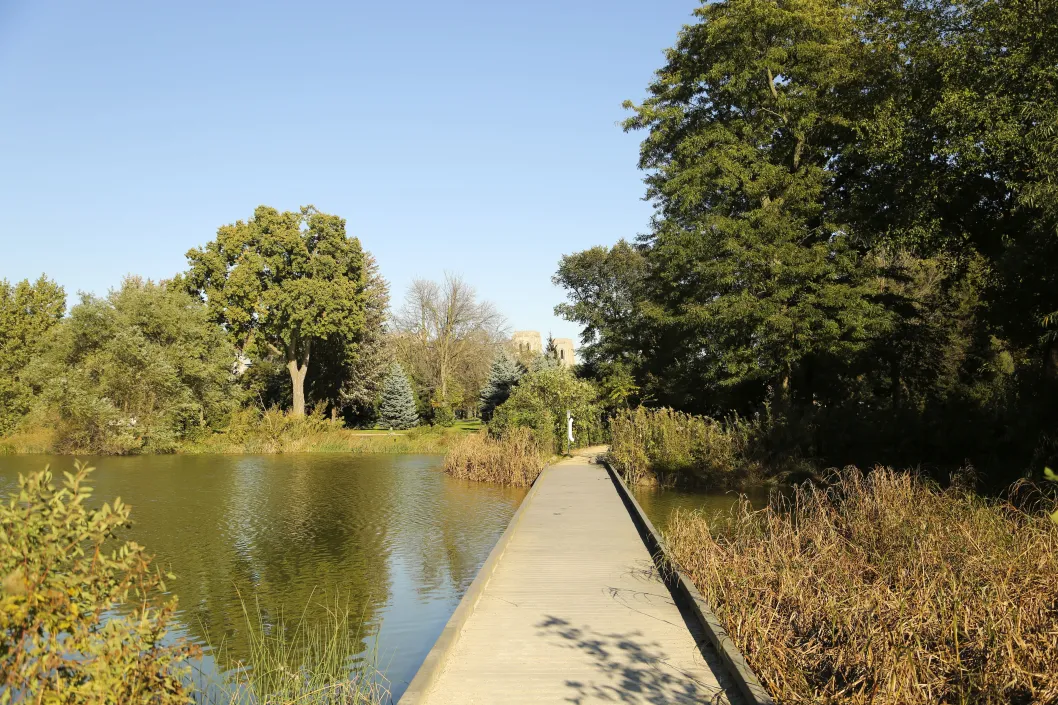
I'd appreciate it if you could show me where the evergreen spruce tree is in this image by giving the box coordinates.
[479,350,523,421]
[378,362,418,430]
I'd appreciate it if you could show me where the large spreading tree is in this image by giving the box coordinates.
[186,205,366,417]
[622,0,888,406]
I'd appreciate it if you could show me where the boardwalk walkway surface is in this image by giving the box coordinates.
[402,451,741,705]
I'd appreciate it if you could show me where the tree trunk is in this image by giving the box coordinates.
[891,357,902,410]
[287,339,311,417]
[288,359,308,417]
[777,362,792,407]
[439,350,448,403]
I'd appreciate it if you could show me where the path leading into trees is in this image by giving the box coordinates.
[400,449,743,705]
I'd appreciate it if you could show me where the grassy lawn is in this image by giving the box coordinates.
[351,419,483,434]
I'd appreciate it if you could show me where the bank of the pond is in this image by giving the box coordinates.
[0,453,525,702]
[0,421,481,456]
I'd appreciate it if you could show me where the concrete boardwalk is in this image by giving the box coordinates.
[403,453,739,705]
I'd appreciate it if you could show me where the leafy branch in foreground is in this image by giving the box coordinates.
[0,462,196,704]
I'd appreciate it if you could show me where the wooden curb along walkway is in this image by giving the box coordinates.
[400,451,774,705]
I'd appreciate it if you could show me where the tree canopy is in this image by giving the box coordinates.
[393,273,505,420]
[555,0,1058,482]
[186,205,367,417]
[24,277,236,453]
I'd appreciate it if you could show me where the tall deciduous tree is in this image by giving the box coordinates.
[623,0,887,403]
[186,205,366,417]
[556,0,1058,480]
[553,241,647,371]
[307,252,391,422]
[392,273,505,415]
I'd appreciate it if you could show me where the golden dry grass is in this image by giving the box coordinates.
[666,468,1058,705]
[442,428,546,487]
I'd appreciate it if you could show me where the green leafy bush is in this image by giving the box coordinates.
[0,462,195,704]
[20,277,238,454]
[489,366,604,451]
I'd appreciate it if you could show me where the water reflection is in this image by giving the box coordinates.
[0,454,525,700]
[632,484,772,533]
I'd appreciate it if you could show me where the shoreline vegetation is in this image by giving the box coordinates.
[607,406,812,490]
[442,427,549,487]
[665,468,1058,704]
[0,413,482,456]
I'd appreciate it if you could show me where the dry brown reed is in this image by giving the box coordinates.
[442,427,547,487]
[666,467,1058,704]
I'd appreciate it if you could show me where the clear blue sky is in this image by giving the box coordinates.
[0,0,695,342]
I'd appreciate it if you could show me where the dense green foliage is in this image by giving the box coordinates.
[0,276,65,435]
[555,0,1058,484]
[313,252,391,426]
[478,350,523,421]
[378,363,419,430]
[0,205,409,452]
[489,366,604,452]
[0,463,195,703]
[23,278,237,453]
[186,205,367,417]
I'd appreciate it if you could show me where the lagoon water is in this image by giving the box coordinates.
[0,453,759,701]
[0,454,525,701]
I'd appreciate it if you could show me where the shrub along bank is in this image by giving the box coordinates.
[665,468,1058,705]
[442,363,605,486]
[0,407,476,455]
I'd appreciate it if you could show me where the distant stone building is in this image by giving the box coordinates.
[510,330,575,368]
[511,330,543,356]
[553,338,575,367]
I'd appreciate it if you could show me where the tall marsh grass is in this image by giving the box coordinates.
[666,468,1058,704]
[442,428,547,487]
[608,407,773,488]
[197,592,389,705]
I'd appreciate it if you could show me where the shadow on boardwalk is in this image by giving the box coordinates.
[535,615,733,705]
